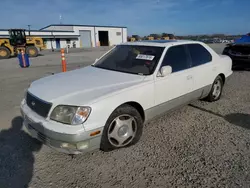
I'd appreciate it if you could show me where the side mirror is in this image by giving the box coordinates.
[158,65,172,77]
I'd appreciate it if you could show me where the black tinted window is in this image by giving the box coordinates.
[188,44,212,67]
[161,45,190,73]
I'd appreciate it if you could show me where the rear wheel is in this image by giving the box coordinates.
[26,46,38,57]
[205,75,224,102]
[0,46,10,59]
[100,105,143,152]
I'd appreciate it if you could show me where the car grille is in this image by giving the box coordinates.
[26,92,52,118]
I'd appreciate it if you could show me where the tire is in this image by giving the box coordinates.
[205,75,224,102]
[0,46,10,59]
[26,46,38,57]
[100,105,143,152]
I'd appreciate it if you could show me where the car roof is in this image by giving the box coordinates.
[121,40,202,47]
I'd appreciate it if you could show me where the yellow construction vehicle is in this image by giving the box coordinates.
[130,37,136,42]
[0,29,45,59]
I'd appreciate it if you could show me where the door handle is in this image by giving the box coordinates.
[187,75,192,80]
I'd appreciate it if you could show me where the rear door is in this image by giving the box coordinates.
[186,43,217,93]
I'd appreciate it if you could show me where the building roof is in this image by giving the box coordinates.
[0,35,79,39]
[40,24,127,30]
[0,29,74,33]
[0,28,79,39]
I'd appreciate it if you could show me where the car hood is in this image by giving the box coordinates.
[226,44,250,56]
[28,66,145,105]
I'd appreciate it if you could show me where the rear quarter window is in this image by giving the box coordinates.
[188,44,212,67]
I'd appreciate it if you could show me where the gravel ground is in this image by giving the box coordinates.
[0,44,250,188]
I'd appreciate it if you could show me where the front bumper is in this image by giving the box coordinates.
[21,103,103,154]
[232,60,250,69]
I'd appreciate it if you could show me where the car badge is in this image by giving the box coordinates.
[31,101,35,106]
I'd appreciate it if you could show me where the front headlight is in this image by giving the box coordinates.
[50,105,91,125]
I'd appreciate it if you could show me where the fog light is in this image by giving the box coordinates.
[20,109,24,118]
[60,143,76,149]
[76,141,89,150]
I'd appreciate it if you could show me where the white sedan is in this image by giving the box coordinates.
[20,40,233,154]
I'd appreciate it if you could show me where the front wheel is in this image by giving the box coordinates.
[100,105,143,152]
[0,46,10,59]
[205,75,224,102]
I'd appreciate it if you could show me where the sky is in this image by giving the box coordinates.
[0,0,249,36]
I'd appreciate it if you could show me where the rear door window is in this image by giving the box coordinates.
[187,44,212,67]
[161,45,190,73]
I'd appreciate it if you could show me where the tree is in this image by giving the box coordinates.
[162,33,168,37]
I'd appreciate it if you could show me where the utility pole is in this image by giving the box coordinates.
[28,25,31,36]
[51,31,54,52]
[59,14,62,24]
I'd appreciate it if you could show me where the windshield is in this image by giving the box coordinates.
[93,45,164,75]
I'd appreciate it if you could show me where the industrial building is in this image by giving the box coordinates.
[0,24,127,50]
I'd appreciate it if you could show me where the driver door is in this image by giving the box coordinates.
[154,44,194,112]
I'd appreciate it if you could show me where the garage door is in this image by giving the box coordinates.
[79,30,91,47]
